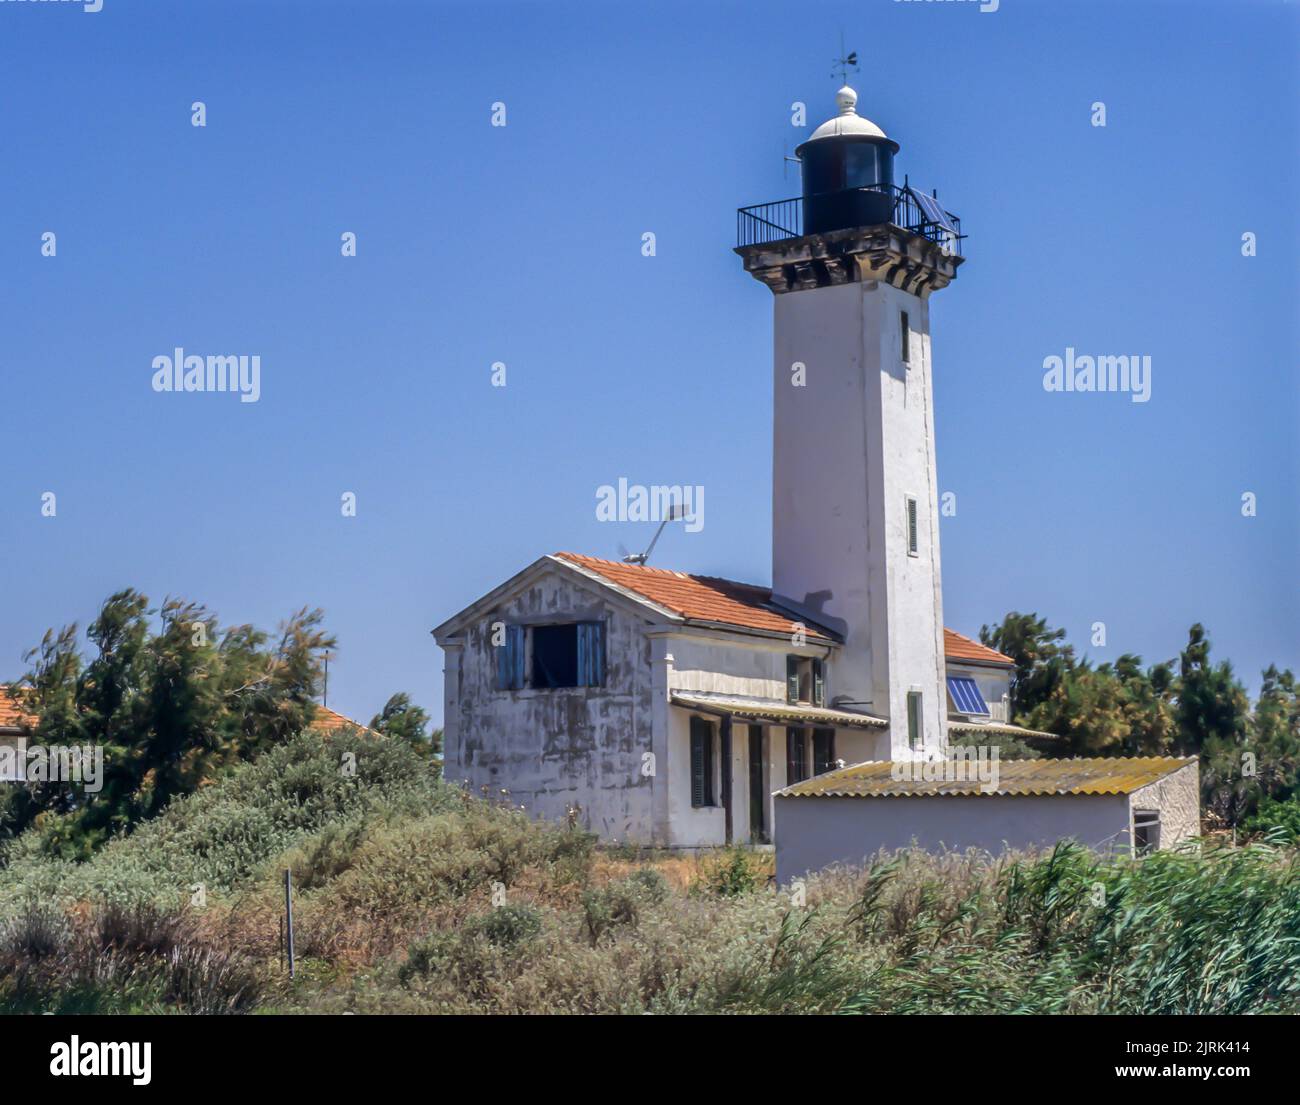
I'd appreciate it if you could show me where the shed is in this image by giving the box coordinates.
[774,756,1200,882]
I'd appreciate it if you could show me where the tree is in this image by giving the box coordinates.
[979,612,1072,722]
[2,591,336,856]
[369,693,440,761]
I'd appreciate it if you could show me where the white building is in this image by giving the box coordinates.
[433,87,1199,867]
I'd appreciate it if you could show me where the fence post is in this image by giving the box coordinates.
[284,868,295,979]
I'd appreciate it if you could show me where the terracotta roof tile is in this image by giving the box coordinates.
[943,628,1013,666]
[0,687,36,731]
[556,554,1013,666]
[555,553,835,641]
[309,705,369,733]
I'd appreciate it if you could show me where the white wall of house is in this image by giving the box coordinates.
[774,761,1202,882]
[772,278,947,760]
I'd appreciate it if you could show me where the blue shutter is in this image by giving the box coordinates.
[497,625,525,690]
[577,622,605,687]
[511,625,526,689]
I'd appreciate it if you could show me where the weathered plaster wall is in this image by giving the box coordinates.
[774,792,1133,883]
[1129,763,1200,849]
[443,572,656,843]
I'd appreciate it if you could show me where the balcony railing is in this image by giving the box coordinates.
[737,183,964,257]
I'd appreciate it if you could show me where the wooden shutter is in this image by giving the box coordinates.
[812,658,825,707]
[497,624,525,690]
[786,656,799,703]
[690,716,714,807]
[576,622,605,687]
[907,498,919,555]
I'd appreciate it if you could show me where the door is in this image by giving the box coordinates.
[747,726,766,842]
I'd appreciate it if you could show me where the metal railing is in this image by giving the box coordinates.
[737,183,963,256]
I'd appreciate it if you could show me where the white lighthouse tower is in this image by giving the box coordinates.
[736,86,964,761]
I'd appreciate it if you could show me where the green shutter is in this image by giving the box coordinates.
[812,658,825,706]
[786,656,799,703]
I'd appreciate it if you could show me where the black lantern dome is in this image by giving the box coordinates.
[795,86,899,236]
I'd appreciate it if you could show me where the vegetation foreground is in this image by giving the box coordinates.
[1,732,1297,1015]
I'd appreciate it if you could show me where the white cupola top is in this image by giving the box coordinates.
[805,84,890,143]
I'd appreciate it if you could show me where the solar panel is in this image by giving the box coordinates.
[946,676,990,717]
[909,188,957,233]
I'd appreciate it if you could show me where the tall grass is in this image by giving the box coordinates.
[2,733,1296,1014]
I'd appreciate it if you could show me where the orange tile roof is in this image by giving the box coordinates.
[555,555,1013,664]
[555,552,836,642]
[943,628,1013,666]
[309,705,370,733]
[0,686,36,731]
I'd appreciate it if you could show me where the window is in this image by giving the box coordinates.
[530,622,605,689]
[690,715,716,808]
[905,496,919,557]
[900,311,911,364]
[786,656,825,706]
[495,624,525,690]
[786,728,808,785]
[907,691,922,751]
[946,675,990,717]
[812,728,836,775]
[1133,810,1161,856]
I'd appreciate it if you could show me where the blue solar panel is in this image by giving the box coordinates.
[910,188,957,233]
[947,676,989,716]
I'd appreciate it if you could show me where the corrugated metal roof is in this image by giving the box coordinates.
[671,692,887,729]
[777,756,1196,799]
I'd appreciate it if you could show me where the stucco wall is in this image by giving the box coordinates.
[774,792,1134,883]
[771,279,946,759]
[1129,763,1200,848]
[442,571,656,842]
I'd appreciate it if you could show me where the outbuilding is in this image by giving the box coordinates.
[774,756,1200,883]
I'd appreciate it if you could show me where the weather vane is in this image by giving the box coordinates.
[832,32,859,85]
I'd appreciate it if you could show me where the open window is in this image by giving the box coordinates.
[786,656,825,706]
[1133,810,1161,856]
[529,621,605,689]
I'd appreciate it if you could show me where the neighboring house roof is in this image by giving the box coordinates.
[947,720,1059,740]
[554,554,1010,663]
[777,756,1196,799]
[671,691,887,729]
[0,687,36,734]
[0,687,365,737]
[310,705,371,734]
[942,628,1013,667]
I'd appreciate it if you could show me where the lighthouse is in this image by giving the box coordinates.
[736,86,964,761]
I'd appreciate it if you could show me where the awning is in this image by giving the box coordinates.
[671,691,887,729]
[947,720,1060,740]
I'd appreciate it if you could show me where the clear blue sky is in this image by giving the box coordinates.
[2,0,1296,726]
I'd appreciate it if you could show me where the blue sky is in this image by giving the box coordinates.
[2,0,1296,726]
